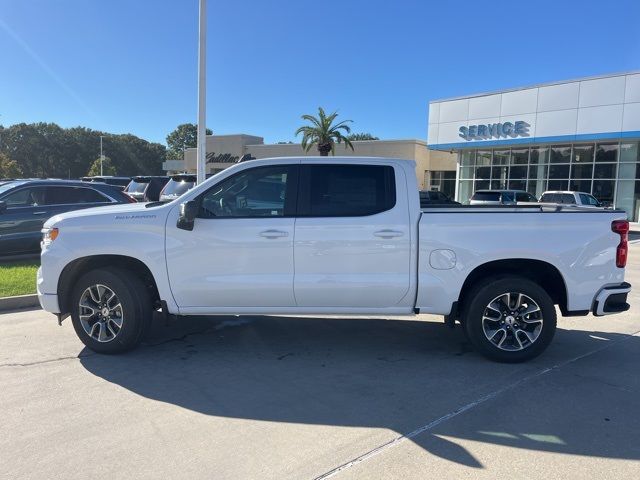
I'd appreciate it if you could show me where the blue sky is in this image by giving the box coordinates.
[1,0,639,145]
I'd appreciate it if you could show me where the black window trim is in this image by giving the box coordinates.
[195,164,299,219]
[296,163,397,218]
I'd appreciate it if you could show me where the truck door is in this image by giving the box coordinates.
[165,163,299,309]
[294,162,411,308]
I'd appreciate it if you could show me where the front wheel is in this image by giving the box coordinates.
[463,276,557,363]
[70,267,152,354]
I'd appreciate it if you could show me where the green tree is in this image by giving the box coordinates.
[347,132,379,141]
[86,156,116,176]
[0,152,23,178]
[0,123,166,178]
[295,107,354,156]
[166,123,212,160]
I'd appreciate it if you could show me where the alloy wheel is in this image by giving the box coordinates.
[78,284,124,343]
[481,292,543,351]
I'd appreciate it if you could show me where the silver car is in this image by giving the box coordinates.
[469,189,538,205]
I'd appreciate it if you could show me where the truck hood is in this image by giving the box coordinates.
[44,202,167,228]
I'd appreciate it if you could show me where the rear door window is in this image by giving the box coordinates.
[299,164,396,216]
[501,191,516,203]
[46,186,110,205]
[561,193,576,204]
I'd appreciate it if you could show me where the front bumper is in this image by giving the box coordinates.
[36,267,60,313]
[593,282,631,316]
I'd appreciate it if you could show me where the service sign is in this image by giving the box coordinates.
[459,121,529,141]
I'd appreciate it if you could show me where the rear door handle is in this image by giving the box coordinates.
[259,229,289,239]
[33,211,48,215]
[374,229,404,239]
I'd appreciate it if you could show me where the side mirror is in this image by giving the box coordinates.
[0,201,6,214]
[177,200,199,231]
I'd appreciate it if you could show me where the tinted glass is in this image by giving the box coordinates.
[3,187,46,207]
[511,149,529,164]
[569,179,592,193]
[126,181,149,193]
[595,143,618,163]
[47,186,108,204]
[540,193,560,203]
[572,145,594,163]
[475,151,491,180]
[594,163,617,179]
[471,192,500,201]
[501,191,515,203]
[571,163,594,179]
[162,179,194,196]
[561,194,576,204]
[516,192,531,202]
[305,165,395,216]
[592,180,615,203]
[550,146,571,163]
[547,180,569,190]
[579,193,599,206]
[508,180,526,191]
[200,166,293,218]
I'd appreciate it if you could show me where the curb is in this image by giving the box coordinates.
[0,294,41,313]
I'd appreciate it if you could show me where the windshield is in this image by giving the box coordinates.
[126,181,149,193]
[0,181,25,197]
[162,179,194,197]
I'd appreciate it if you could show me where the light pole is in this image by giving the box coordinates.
[196,0,207,184]
[99,135,105,176]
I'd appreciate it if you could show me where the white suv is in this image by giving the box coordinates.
[539,191,607,208]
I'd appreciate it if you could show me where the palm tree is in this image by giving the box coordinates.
[295,107,354,156]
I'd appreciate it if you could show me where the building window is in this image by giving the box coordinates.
[455,141,640,221]
[427,170,456,197]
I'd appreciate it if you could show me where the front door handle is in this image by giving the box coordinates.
[374,229,404,239]
[33,211,48,215]
[259,229,289,239]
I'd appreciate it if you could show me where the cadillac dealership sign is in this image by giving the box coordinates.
[459,120,529,141]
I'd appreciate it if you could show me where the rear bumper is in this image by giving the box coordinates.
[592,282,631,316]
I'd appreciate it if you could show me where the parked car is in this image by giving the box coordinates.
[539,191,608,208]
[470,189,538,205]
[0,179,134,255]
[124,176,169,202]
[38,157,631,362]
[419,190,460,207]
[81,176,132,191]
[159,174,197,203]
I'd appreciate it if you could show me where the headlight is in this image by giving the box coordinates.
[41,227,59,246]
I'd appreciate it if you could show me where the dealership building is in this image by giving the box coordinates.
[163,135,456,192]
[427,71,640,221]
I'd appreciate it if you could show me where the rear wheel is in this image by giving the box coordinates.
[463,276,556,362]
[70,267,152,354]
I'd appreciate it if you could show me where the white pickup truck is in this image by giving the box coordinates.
[37,157,632,362]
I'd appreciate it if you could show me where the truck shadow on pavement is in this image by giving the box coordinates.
[79,315,640,470]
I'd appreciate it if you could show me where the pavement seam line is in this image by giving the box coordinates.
[312,329,640,480]
[0,353,96,368]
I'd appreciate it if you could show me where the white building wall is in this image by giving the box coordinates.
[428,72,640,149]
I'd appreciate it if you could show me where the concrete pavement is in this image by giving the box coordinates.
[1,246,639,479]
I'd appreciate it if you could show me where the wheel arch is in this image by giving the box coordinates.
[57,255,161,315]
[457,258,569,316]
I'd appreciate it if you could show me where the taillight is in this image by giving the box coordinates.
[611,220,629,268]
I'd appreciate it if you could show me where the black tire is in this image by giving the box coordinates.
[462,275,556,363]
[70,267,152,354]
